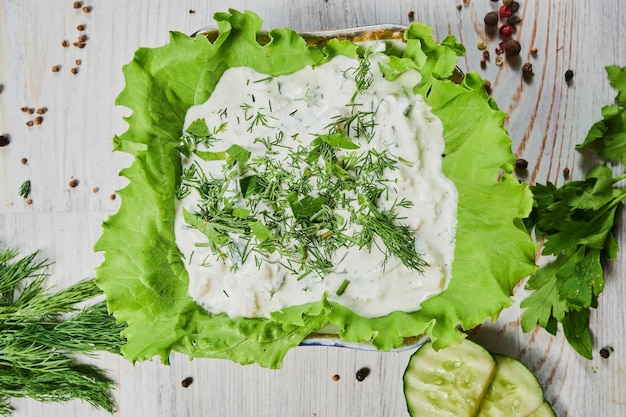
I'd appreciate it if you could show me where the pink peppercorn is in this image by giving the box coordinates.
[499,24,514,38]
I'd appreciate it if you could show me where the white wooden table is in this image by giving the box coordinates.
[1,1,625,416]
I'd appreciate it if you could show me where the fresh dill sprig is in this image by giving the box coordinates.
[346,52,374,103]
[0,247,126,416]
[18,180,31,199]
[357,213,426,272]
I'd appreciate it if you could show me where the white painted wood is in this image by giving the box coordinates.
[1,1,625,416]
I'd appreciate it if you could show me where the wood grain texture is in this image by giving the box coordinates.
[1,1,625,416]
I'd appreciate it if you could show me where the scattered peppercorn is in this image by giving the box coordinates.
[52,65,61,72]
[92,187,99,193]
[507,15,522,26]
[530,46,538,54]
[73,42,80,47]
[499,5,512,18]
[69,178,79,188]
[26,121,34,127]
[181,377,193,388]
[563,167,570,179]
[515,158,528,169]
[502,0,513,5]
[462,0,469,4]
[75,59,82,66]
[34,116,43,125]
[189,9,196,14]
[510,1,520,12]
[408,11,415,21]
[77,24,86,31]
[71,67,79,75]
[332,374,340,381]
[480,58,487,69]
[495,41,505,55]
[78,34,88,43]
[36,107,47,114]
[26,108,34,115]
[21,158,28,165]
[26,199,33,205]
[482,49,490,59]
[599,346,614,359]
[20,107,29,113]
[484,80,492,95]
[0,135,9,147]
[484,11,499,26]
[78,43,86,49]
[82,5,91,13]
[73,1,82,9]
[355,367,371,382]
[522,62,534,77]
[499,24,514,38]
[565,69,574,82]
[109,194,116,200]
[504,39,521,56]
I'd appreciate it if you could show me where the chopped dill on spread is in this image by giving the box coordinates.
[176,54,427,278]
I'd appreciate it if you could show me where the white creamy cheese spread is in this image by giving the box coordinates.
[175,53,458,319]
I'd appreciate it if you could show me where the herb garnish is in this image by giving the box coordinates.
[0,247,125,415]
[522,66,626,358]
[18,180,30,199]
[177,54,426,278]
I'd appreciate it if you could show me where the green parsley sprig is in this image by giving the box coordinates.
[522,66,626,358]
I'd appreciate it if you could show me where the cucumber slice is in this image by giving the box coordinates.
[404,339,496,417]
[476,354,545,417]
[527,402,557,417]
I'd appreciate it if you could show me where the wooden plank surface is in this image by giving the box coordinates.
[1,1,625,416]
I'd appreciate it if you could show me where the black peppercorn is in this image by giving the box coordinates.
[355,367,371,381]
[0,134,9,147]
[599,346,614,359]
[507,15,522,26]
[565,69,574,82]
[504,39,521,56]
[515,158,528,169]
[181,377,193,388]
[484,11,499,26]
[522,63,534,76]
[510,1,520,12]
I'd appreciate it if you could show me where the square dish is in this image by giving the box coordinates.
[95,9,536,368]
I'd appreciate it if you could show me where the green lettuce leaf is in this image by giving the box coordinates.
[95,9,536,368]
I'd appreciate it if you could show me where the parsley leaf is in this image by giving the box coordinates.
[522,65,626,361]
[522,166,625,358]
[577,66,626,163]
